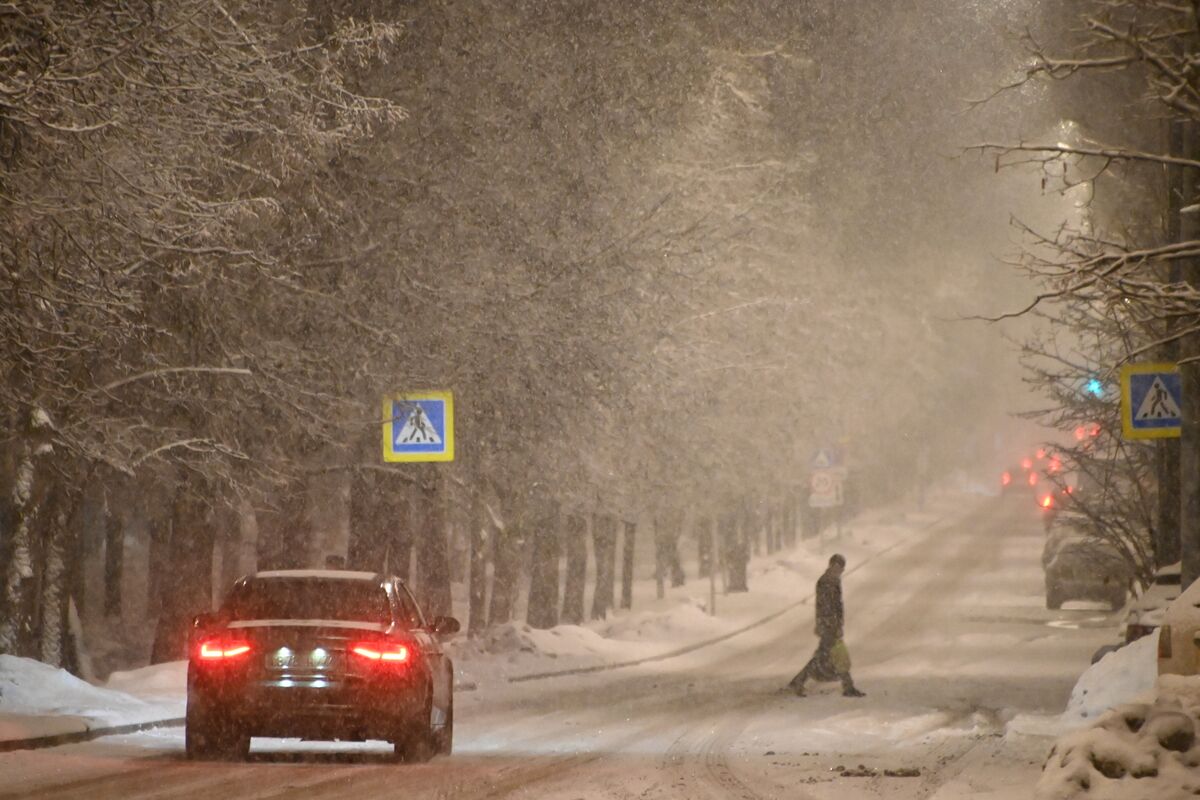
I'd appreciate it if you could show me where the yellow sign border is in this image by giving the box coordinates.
[1119,363,1180,440]
[382,391,455,462]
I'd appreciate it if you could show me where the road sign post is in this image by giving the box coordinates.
[1120,364,1183,440]
[382,391,455,462]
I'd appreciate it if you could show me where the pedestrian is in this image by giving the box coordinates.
[787,553,865,697]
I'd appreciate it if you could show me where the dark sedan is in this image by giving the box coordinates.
[186,569,458,761]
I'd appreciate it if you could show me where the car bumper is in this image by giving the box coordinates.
[189,667,425,740]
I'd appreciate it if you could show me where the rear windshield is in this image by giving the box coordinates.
[225,578,391,622]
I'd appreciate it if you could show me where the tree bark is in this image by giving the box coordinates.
[697,517,714,578]
[0,433,47,655]
[526,501,561,629]
[488,521,522,627]
[103,502,124,618]
[38,492,69,667]
[590,513,618,620]
[620,520,636,610]
[415,471,452,619]
[150,489,215,664]
[468,494,489,637]
[561,513,588,625]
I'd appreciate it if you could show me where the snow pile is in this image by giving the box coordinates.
[0,655,143,719]
[1061,634,1158,726]
[600,598,735,643]
[104,661,186,703]
[1037,677,1200,800]
[0,652,182,743]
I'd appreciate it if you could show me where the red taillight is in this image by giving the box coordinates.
[1001,471,1012,486]
[351,642,411,664]
[1040,494,1054,509]
[197,638,252,660]
[1021,458,1033,470]
[1159,625,1173,659]
[1028,472,1038,486]
[1049,458,1062,473]
[1036,448,1046,459]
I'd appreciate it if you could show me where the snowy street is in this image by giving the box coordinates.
[0,492,1114,799]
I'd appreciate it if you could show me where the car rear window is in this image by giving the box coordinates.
[225,578,391,622]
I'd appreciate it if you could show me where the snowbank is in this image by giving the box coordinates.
[0,655,182,741]
[1061,634,1159,726]
[1038,676,1200,800]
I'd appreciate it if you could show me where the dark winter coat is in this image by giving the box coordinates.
[814,568,844,641]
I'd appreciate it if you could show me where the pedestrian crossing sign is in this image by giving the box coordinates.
[1120,364,1182,440]
[382,391,455,462]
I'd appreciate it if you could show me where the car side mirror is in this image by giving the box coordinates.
[431,616,461,637]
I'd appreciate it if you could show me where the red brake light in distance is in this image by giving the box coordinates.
[1036,448,1046,459]
[351,642,410,664]
[198,638,252,660]
[1021,458,1033,470]
[1040,494,1054,509]
[1028,472,1038,486]
[1001,471,1012,486]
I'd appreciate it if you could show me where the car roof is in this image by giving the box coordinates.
[251,569,386,583]
[1156,561,1183,577]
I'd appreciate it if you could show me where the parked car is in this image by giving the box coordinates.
[1042,534,1131,611]
[1158,573,1200,676]
[1123,562,1183,643]
[186,569,459,761]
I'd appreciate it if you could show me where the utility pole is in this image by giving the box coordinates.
[1159,119,1184,569]
[1177,119,1200,588]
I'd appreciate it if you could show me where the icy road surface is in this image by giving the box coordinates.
[1,495,1114,799]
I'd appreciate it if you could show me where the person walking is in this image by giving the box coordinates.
[788,553,865,697]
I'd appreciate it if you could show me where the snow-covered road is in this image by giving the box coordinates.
[0,493,1115,799]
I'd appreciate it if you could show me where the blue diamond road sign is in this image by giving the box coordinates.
[382,392,454,462]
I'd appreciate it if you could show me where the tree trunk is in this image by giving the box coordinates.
[526,501,561,629]
[591,513,618,620]
[561,513,588,625]
[38,493,69,667]
[697,517,713,577]
[415,471,452,619]
[488,521,522,627]
[468,494,489,637]
[103,503,123,618]
[0,436,45,655]
[722,510,748,592]
[150,490,215,664]
[620,520,636,610]
[256,484,308,571]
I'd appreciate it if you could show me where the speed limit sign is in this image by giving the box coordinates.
[809,470,843,508]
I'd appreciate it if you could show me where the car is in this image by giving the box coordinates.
[1123,561,1182,644]
[1158,572,1200,677]
[186,569,459,761]
[1042,534,1131,611]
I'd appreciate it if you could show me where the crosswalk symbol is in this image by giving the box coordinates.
[1120,364,1182,440]
[382,392,455,462]
[1134,377,1182,421]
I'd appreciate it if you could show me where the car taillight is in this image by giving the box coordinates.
[197,637,252,661]
[1001,472,1012,486]
[351,642,411,664]
[1159,625,1173,659]
[1028,472,1038,487]
[1040,494,1054,509]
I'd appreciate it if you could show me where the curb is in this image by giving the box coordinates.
[0,716,184,754]
[508,507,956,683]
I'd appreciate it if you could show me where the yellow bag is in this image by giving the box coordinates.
[830,639,851,674]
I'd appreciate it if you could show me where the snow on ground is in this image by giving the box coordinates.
[446,489,954,691]
[0,484,961,749]
[1037,675,1200,800]
[0,655,183,742]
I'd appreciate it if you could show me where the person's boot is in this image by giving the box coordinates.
[843,686,865,698]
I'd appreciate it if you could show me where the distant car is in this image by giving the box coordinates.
[1158,572,1200,677]
[1123,562,1182,644]
[186,569,459,761]
[1042,535,1131,611]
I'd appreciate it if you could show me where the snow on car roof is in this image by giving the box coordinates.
[252,569,380,581]
[1157,561,1182,576]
